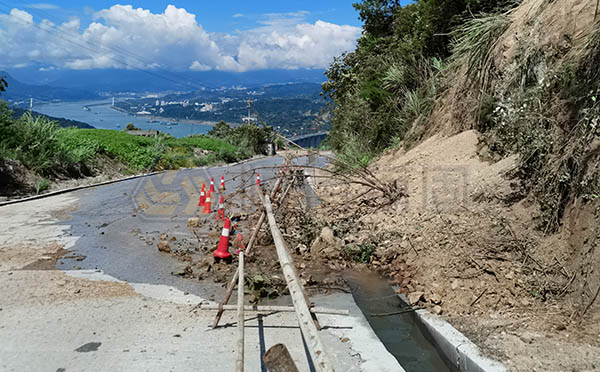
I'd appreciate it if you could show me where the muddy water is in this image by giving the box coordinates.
[344,270,453,372]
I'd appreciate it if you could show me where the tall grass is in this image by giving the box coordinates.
[451,12,510,89]
[1,113,68,175]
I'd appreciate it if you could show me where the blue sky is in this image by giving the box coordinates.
[0,1,365,32]
[0,1,410,72]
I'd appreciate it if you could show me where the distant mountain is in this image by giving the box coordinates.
[6,67,327,93]
[10,107,94,129]
[0,71,99,102]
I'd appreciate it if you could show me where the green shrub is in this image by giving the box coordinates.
[5,113,67,175]
[451,12,510,90]
[34,178,50,194]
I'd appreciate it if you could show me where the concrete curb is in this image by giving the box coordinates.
[0,155,269,208]
[397,295,506,372]
[0,171,164,207]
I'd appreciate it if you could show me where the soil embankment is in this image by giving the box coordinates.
[310,130,599,371]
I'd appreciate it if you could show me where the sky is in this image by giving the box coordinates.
[0,1,382,72]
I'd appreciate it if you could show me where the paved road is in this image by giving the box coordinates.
[0,155,404,372]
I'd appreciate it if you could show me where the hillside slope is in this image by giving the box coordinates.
[0,72,98,102]
[316,0,600,370]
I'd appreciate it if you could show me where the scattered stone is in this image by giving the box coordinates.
[74,342,101,353]
[157,241,171,253]
[408,291,425,305]
[187,218,200,227]
[429,293,443,305]
[432,305,443,315]
[296,244,308,255]
[310,227,341,258]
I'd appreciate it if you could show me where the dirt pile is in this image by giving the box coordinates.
[313,129,600,371]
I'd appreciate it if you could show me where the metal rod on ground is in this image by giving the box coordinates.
[212,176,284,329]
[263,195,334,372]
[236,252,245,372]
[263,344,300,372]
[200,304,349,316]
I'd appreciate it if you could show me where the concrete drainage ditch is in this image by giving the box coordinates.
[344,270,507,372]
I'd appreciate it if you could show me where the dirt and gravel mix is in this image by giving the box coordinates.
[309,130,600,372]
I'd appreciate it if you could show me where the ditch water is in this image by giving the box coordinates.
[344,270,454,372]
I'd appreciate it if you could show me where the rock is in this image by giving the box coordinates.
[310,227,341,258]
[341,337,350,343]
[159,233,168,241]
[451,280,459,290]
[432,305,443,315]
[408,291,425,305]
[429,293,443,305]
[187,218,200,227]
[414,236,424,243]
[157,241,171,253]
[296,244,308,255]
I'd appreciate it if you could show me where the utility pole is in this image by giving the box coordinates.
[246,99,253,122]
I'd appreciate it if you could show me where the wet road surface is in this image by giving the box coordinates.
[56,155,322,298]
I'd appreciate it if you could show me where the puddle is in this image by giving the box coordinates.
[344,270,454,372]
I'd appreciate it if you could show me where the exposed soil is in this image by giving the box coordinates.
[0,154,130,200]
[310,131,600,371]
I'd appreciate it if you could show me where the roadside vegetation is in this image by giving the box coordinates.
[0,100,251,196]
[208,120,275,156]
[324,0,599,231]
[318,2,600,362]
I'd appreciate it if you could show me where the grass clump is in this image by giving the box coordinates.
[34,178,50,194]
[451,12,510,90]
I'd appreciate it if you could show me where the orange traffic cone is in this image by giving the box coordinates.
[209,177,216,193]
[235,232,245,255]
[203,191,212,214]
[213,218,231,259]
[256,172,261,186]
[219,176,226,191]
[216,194,225,220]
[198,183,206,206]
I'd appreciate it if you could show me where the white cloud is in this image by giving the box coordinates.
[232,13,244,18]
[0,5,361,72]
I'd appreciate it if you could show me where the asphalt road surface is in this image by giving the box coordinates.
[0,155,404,372]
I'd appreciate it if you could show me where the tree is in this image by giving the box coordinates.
[0,76,7,95]
[352,0,400,37]
[125,123,139,131]
[207,121,233,138]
